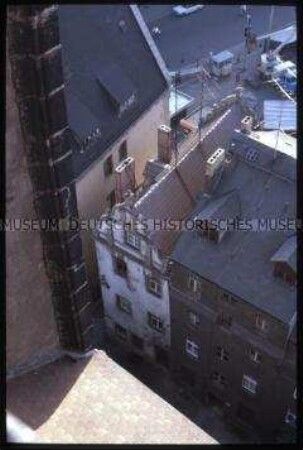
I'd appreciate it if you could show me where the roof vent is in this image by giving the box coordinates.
[205,148,226,177]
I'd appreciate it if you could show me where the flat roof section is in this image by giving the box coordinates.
[169,89,194,118]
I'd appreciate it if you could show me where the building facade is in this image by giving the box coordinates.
[94,195,170,366]
[168,127,297,440]
[57,5,170,301]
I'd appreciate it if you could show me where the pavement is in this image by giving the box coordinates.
[140,5,296,70]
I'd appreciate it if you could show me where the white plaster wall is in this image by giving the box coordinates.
[95,223,170,360]
[76,91,169,219]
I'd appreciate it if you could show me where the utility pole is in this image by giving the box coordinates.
[265,6,275,53]
[198,63,204,141]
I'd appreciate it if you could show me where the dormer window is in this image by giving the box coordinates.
[271,236,296,285]
[125,230,140,250]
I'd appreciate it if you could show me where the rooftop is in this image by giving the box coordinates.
[263,99,296,132]
[171,131,296,324]
[58,5,168,178]
[135,103,244,255]
[169,89,194,118]
[249,130,296,159]
[7,351,216,444]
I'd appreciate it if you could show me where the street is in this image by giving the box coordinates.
[140,5,296,70]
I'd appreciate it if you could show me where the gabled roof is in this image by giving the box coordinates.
[58,5,168,178]
[172,134,296,323]
[271,235,296,272]
[135,103,244,255]
[196,190,241,222]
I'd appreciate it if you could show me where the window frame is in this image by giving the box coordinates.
[115,323,127,340]
[104,154,113,177]
[212,371,228,388]
[187,273,200,293]
[147,312,164,332]
[188,310,200,327]
[114,255,128,278]
[216,345,229,362]
[255,313,268,332]
[242,375,258,395]
[116,294,132,315]
[118,140,128,162]
[249,348,261,364]
[185,338,199,359]
[146,275,162,298]
[125,230,141,250]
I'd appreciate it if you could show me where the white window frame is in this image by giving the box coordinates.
[116,294,132,315]
[147,312,163,332]
[249,348,261,364]
[186,338,199,359]
[216,346,229,361]
[285,409,296,427]
[125,230,140,250]
[242,375,257,394]
[148,277,162,297]
[255,313,268,332]
[188,273,200,293]
[188,310,200,327]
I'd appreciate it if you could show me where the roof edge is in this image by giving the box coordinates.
[130,5,171,87]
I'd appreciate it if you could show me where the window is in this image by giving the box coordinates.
[218,312,232,328]
[131,333,144,350]
[255,313,268,332]
[104,155,113,177]
[186,338,199,359]
[114,256,127,278]
[187,273,200,293]
[116,294,132,315]
[222,292,237,305]
[285,409,296,427]
[216,345,229,361]
[115,323,127,340]
[106,190,116,209]
[125,230,140,250]
[212,371,228,388]
[147,312,163,332]
[119,140,128,162]
[249,348,261,364]
[242,375,257,395]
[146,276,162,297]
[188,310,200,327]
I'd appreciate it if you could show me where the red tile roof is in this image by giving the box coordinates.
[135,105,243,255]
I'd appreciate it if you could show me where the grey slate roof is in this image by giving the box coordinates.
[271,235,297,272]
[58,5,168,178]
[171,132,296,324]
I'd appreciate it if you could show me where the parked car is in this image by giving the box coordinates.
[173,5,204,16]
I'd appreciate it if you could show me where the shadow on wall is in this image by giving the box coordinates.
[6,355,92,430]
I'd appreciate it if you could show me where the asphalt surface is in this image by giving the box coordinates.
[140,5,296,70]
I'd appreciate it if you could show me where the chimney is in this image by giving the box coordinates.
[205,148,226,177]
[115,156,136,203]
[157,124,172,163]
